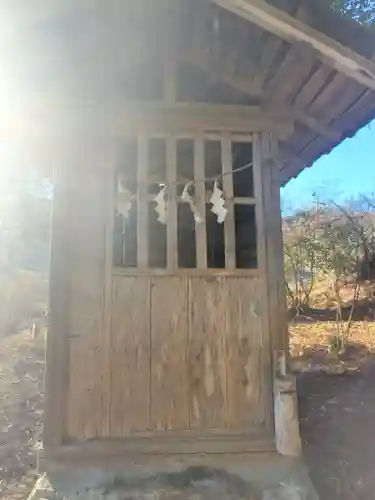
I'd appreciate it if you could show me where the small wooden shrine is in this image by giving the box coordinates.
[35,0,375,463]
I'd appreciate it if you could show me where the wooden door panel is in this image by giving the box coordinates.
[189,277,228,429]
[225,276,268,429]
[151,276,190,430]
[109,276,151,436]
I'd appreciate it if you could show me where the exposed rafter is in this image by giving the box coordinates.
[212,0,375,92]
[276,148,310,185]
[183,49,342,141]
[259,141,308,184]
[286,108,341,142]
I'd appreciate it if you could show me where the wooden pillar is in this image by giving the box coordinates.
[44,159,72,449]
[44,138,118,448]
[257,133,288,363]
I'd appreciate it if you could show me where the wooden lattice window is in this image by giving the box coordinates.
[113,133,257,271]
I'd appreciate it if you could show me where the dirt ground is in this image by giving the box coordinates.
[298,362,375,500]
[2,325,375,499]
[291,319,375,500]
[0,332,44,500]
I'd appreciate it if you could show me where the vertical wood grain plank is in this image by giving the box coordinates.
[253,134,267,280]
[66,168,107,441]
[121,213,127,266]
[110,276,151,436]
[253,133,274,433]
[261,133,282,358]
[101,168,115,437]
[222,135,236,269]
[65,177,85,441]
[189,277,227,430]
[194,137,207,269]
[151,276,189,430]
[226,276,267,429]
[166,137,178,270]
[44,164,71,448]
[268,151,289,357]
[137,136,149,269]
[273,170,289,356]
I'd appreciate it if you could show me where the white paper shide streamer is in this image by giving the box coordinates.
[210,180,228,224]
[116,177,133,219]
[154,186,169,224]
[181,182,204,224]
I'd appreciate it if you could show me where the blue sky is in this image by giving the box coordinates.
[281,119,375,210]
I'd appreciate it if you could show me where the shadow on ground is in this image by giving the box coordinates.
[298,353,375,500]
[290,298,375,323]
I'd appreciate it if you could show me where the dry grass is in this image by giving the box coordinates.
[290,319,375,351]
[290,319,375,373]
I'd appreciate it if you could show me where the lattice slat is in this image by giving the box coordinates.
[222,135,236,269]
[194,137,208,269]
[137,136,149,268]
[166,137,178,269]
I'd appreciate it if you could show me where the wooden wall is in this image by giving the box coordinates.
[44,163,110,446]
[65,168,108,441]
[64,274,269,440]
[45,132,287,449]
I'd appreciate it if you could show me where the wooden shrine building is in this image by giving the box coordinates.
[31,0,375,466]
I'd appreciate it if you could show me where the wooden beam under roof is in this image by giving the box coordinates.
[183,49,342,141]
[182,50,263,97]
[121,101,294,138]
[288,108,341,142]
[277,148,310,185]
[212,0,375,91]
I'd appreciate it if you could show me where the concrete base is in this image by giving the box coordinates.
[274,376,302,457]
[28,454,319,500]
